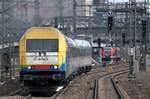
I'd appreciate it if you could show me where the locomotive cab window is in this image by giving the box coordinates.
[26,39,58,52]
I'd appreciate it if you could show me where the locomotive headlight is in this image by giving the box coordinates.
[27,66,31,69]
[56,86,64,92]
[54,65,58,69]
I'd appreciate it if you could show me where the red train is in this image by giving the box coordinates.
[92,47,121,64]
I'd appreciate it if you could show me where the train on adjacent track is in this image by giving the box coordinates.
[92,46,121,64]
[19,27,92,90]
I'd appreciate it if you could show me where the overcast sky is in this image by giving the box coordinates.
[109,0,146,2]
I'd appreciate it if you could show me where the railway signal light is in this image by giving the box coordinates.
[93,38,101,47]
[108,16,113,31]
[122,33,125,46]
[141,20,146,38]
[97,38,101,47]
[54,17,58,28]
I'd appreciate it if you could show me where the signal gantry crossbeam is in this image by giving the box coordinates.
[50,1,149,46]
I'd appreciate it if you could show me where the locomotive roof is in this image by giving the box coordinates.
[74,39,91,48]
[19,27,91,48]
[65,36,91,48]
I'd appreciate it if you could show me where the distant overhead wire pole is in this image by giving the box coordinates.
[146,0,149,50]
[1,0,5,82]
[142,0,149,72]
[34,0,40,26]
[57,0,64,28]
[128,0,134,77]
[73,0,77,38]
[0,0,15,80]
[23,0,28,25]
[133,0,137,60]
[58,0,64,17]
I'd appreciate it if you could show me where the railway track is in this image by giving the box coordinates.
[51,64,129,99]
[7,65,101,99]
[4,64,129,99]
[111,72,131,99]
[50,65,103,99]
[93,66,129,99]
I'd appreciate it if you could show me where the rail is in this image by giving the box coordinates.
[111,78,125,99]
[93,79,98,99]
[92,65,129,99]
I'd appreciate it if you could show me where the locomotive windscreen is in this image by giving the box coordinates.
[26,39,58,52]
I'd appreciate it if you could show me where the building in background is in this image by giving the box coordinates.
[93,0,106,5]
[13,0,93,25]
[40,0,93,24]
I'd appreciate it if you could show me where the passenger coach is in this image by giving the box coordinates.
[19,27,92,87]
